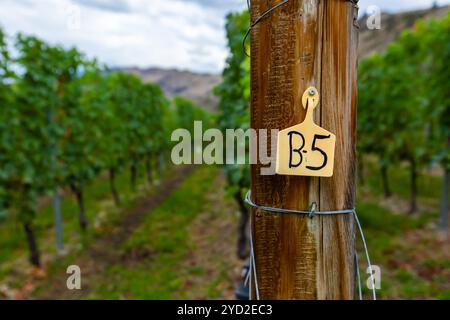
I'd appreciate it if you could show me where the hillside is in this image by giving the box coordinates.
[119,67,221,112]
[121,5,449,111]
[358,5,449,57]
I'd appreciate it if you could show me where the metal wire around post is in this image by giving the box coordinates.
[242,0,290,57]
[245,190,376,300]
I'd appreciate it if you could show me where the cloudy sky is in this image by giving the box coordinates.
[0,0,448,74]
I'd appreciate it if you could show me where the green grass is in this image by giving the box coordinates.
[87,165,218,299]
[355,162,447,299]
[356,201,435,297]
[363,158,443,203]
[2,154,448,300]
[0,163,160,282]
[356,198,434,241]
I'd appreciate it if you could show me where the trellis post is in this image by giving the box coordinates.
[249,0,359,299]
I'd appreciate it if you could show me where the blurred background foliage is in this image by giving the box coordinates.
[0,28,210,268]
[0,4,448,300]
[214,9,450,299]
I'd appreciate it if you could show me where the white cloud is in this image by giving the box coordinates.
[0,0,245,73]
[0,0,448,74]
[72,0,131,12]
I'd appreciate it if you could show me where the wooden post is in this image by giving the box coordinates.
[250,0,359,299]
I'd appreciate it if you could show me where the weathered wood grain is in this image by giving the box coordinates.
[250,0,359,299]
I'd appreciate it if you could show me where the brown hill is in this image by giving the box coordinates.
[119,67,221,112]
[121,5,449,111]
[358,5,449,57]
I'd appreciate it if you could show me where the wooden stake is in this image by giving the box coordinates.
[250,0,359,299]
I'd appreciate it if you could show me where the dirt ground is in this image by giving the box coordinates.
[9,166,245,300]
[174,172,243,299]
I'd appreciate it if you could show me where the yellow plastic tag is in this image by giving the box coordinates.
[276,87,336,177]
